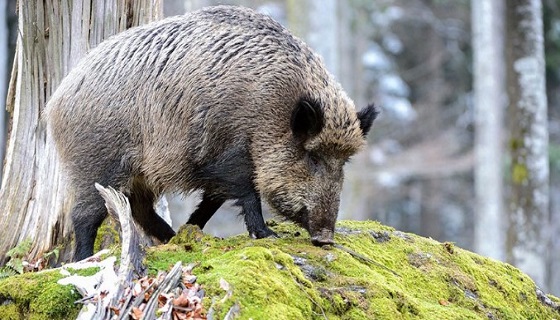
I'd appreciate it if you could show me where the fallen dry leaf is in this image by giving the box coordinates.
[109,306,120,315]
[68,260,207,319]
[131,306,144,319]
[173,294,191,308]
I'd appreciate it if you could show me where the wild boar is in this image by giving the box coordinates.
[46,5,378,260]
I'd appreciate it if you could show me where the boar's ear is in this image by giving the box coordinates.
[291,98,324,142]
[357,103,379,136]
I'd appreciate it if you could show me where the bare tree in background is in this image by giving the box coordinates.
[164,0,212,16]
[506,0,549,288]
[307,0,338,78]
[0,0,162,262]
[472,0,505,260]
[0,0,7,182]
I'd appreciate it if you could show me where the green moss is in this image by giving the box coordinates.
[0,303,20,320]
[3,221,559,319]
[0,269,84,319]
[512,163,529,184]
[145,221,560,319]
[509,138,524,152]
[65,266,101,277]
[94,218,121,253]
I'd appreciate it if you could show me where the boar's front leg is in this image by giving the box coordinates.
[239,189,277,239]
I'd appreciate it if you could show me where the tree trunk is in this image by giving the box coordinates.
[0,0,162,262]
[506,0,549,289]
[0,0,8,183]
[472,0,506,260]
[307,0,339,78]
[286,0,308,39]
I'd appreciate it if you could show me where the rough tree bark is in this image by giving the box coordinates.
[0,0,7,183]
[0,0,162,262]
[506,0,549,289]
[472,0,506,260]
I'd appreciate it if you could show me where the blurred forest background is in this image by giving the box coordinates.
[0,0,558,294]
[163,0,559,295]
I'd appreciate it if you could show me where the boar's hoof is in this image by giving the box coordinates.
[249,227,279,239]
[311,229,335,246]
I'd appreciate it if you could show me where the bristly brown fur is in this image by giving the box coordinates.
[45,5,377,260]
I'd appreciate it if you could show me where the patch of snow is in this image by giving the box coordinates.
[382,33,403,54]
[370,6,404,28]
[385,6,404,21]
[380,139,403,155]
[376,171,401,188]
[362,45,392,71]
[369,147,386,164]
[382,96,416,122]
[379,74,410,96]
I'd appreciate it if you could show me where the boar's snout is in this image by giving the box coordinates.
[301,198,339,247]
[310,228,335,246]
[297,207,336,246]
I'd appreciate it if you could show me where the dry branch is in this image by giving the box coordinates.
[94,183,149,279]
[58,184,206,320]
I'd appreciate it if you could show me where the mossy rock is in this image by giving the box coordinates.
[148,221,560,319]
[1,220,559,319]
[0,268,84,319]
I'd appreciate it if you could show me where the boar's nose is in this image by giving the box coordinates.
[310,229,335,246]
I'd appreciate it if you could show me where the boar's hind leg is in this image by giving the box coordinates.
[72,193,108,261]
[239,191,278,239]
[128,188,176,243]
[186,191,225,229]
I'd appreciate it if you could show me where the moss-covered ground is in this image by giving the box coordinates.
[147,220,560,319]
[0,220,558,319]
[0,268,89,319]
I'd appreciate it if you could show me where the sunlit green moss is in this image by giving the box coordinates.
[94,218,121,253]
[512,163,529,184]
[145,221,560,319]
[1,221,558,319]
[0,269,84,319]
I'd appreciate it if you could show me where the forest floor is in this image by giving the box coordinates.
[0,220,559,319]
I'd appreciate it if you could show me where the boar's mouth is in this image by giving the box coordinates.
[268,199,336,246]
[310,229,335,246]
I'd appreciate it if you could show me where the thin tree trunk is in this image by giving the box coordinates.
[506,0,549,289]
[0,0,7,183]
[0,0,162,262]
[307,0,339,78]
[472,0,505,260]
[286,0,308,39]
